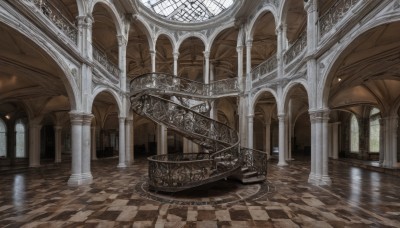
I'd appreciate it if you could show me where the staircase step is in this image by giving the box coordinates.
[243,171,258,178]
[242,175,266,184]
[241,167,249,172]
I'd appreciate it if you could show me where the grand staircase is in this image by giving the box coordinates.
[130,73,268,192]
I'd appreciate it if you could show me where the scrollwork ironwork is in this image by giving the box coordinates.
[284,30,307,64]
[93,46,120,79]
[27,0,78,44]
[251,55,277,81]
[319,0,361,38]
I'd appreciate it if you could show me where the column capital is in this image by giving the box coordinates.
[119,117,126,123]
[69,111,84,125]
[173,52,179,59]
[149,50,156,55]
[82,114,94,125]
[304,0,317,14]
[277,113,286,121]
[236,45,243,52]
[246,40,253,47]
[309,109,330,122]
[247,114,254,119]
[275,24,284,35]
[77,15,93,28]
[203,51,210,59]
[117,35,128,47]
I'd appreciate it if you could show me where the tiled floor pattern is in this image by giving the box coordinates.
[0,157,400,227]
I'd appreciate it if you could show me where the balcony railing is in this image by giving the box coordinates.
[210,78,239,96]
[284,30,307,65]
[318,0,361,38]
[92,46,120,79]
[251,55,277,81]
[27,0,78,44]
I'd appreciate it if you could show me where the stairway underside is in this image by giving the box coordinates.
[130,73,268,192]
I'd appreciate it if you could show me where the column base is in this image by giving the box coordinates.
[67,174,84,187]
[29,163,40,168]
[81,172,93,185]
[277,161,288,166]
[308,173,317,184]
[318,175,332,185]
[117,163,127,168]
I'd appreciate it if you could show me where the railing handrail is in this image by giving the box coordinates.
[27,0,78,43]
[284,30,307,64]
[251,55,278,81]
[92,45,120,79]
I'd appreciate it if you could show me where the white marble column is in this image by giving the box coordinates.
[278,114,288,166]
[29,124,41,167]
[379,118,384,164]
[157,124,167,155]
[173,52,179,76]
[68,112,83,186]
[125,118,134,165]
[308,112,317,183]
[118,117,127,168]
[91,126,97,160]
[382,116,398,167]
[321,110,331,185]
[54,125,62,163]
[246,40,252,77]
[265,121,271,158]
[117,35,128,92]
[150,50,156,72]
[276,24,284,79]
[204,51,210,84]
[237,45,244,90]
[81,114,93,183]
[247,114,254,149]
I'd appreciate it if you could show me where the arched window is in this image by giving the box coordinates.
[0,119,6,158]
[350,114,359,153]
[369,108,380,153]
[15,120,26,158]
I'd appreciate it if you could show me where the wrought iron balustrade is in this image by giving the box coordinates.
[92,46,120,79]
[284,30,307,64]
[240,148,268,176]
[210,78,239,95]
[130,73,239,97]
[26,0,78,44]
[251,55,277,81]
[318,0,361,38]
[130,73,267,192]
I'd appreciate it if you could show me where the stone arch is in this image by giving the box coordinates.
[207,23,236,51]
[247,6,278,42]
[133,15,156,51]
[319,14,400,109]
[281,79,309,113]
[0,18,80,111]
[90,87,123,117]
[251,88,279,115]
[176,33,207,52]
[154,32,176,52]
[91,0,124,36]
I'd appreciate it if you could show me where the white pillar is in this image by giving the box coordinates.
[54,125,62,163]
[125,118,134,165]
[383,116,398,167]
[81,114,93,183]
[173,52,179,76]
[315,114,322,182]
[150,50,156,72]
[29,124,41,167]
[321,110,331,185]
[68,112,83,186]
[204,51,210,84]
[379,118,384,164]
[246,40,252,77]
[278,114,288,166]
[247,114,254,149]
[91,126,97,160]
[117,35,128,92]
[309,113,317,183]
[237,45,244,90]
[118,117,127,168]
[276,24,284,79]
[265,122,271,158]
[157,124,167,155]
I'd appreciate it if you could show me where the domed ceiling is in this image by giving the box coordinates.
[139,0,234,23]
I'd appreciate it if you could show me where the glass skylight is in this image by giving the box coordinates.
[140,0,234,23]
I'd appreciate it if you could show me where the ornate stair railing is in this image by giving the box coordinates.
[130,73,267,192]
[240,148,268,176]
[92,45,120,79]
[251,55,278,82]
[284,30,307,65]
[25,0,78,44]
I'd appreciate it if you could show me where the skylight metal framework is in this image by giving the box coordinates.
[140,0,234,22]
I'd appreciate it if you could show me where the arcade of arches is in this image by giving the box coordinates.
[1,0,400,226]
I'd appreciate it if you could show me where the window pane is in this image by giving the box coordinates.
[369,108,380,153]
[350,115,359,153]
[0,119,6,157]
[15,120,26,158]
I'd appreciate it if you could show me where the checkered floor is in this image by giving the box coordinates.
[0,157,399,227]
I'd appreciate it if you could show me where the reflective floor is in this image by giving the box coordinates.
[0,157,399,227]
